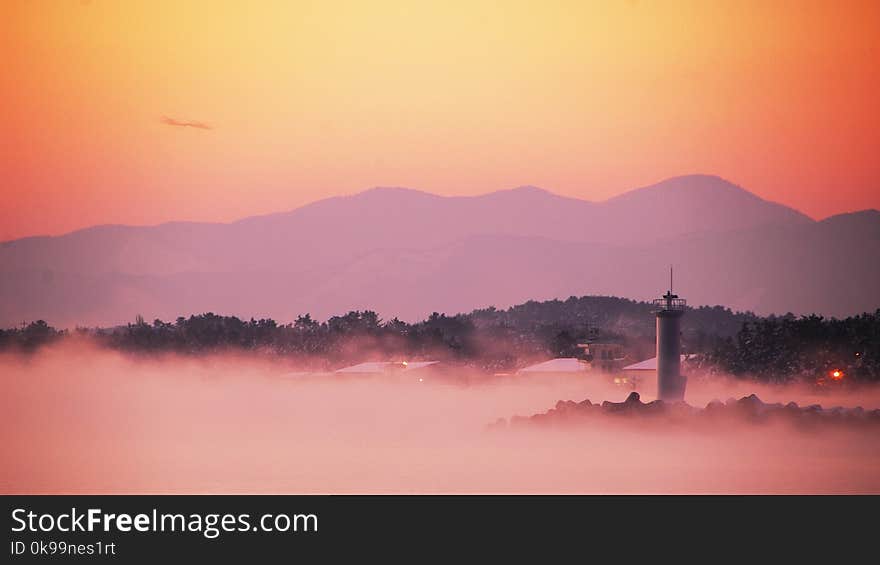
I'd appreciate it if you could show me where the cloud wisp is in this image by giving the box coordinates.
[161,116,213,130]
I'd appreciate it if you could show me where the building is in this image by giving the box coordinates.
[334,361,440,379]
[622,355,693,390]
[279,370,325,379]
[517,358,590,376]
[578,342,627,372]
[653,279,688,402]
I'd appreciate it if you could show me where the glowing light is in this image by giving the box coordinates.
[830,369,844,381]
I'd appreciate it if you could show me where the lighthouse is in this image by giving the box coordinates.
[653,268,687,402]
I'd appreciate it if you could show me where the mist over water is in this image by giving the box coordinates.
[3,344,879,494]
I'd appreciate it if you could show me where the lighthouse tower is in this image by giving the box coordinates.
[652,268,687,402]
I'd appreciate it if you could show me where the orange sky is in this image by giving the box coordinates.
[3,0,879,240]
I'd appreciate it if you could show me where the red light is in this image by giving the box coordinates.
[830,369,844,381]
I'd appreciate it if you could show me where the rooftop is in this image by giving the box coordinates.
[518,358,589,374]
[623,355,693,371]
[335,361,439,374]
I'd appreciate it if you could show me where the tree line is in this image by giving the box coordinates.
[705,311,880,384]
[2,296,878,383]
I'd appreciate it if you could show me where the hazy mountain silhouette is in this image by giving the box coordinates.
[1,175,876,327]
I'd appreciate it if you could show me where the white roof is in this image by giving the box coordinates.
[518,358,589,373]
[399,361,440,371]
[279,371,320,378]
[335,361,439,374]
[336,362,391,373]
[623,355,692,371]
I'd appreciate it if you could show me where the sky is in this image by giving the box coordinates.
[3,0,879,240]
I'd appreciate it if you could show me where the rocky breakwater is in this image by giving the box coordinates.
[490,392,880,431]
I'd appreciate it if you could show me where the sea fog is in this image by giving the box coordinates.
[2,343,879,494]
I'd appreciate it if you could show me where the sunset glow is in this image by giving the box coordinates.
[4,0,880,240]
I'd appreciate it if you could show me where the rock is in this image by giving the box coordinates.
[734,394,768,419]
[555,400,577,412]
[503,391,880,430]
[666,401,696,418]
[737,394,764,407]
[644,400,667,414]
[487,417,507,430]
[706,399,724,409]
[602,393,643,414]
[625,392,642,404]
[848,406,865,419]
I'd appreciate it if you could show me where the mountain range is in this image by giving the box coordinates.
[1,174,878,327]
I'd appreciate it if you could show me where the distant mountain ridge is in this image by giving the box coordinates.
[1,175,877,327]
